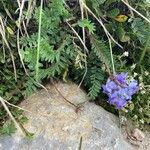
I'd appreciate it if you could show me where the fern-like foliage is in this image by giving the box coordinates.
[91,35,112,69]
[87,52,105,99]
[72,50,106,100]
[78,19,96,33]
[21,32,78,95]
[88,67,104,99]
[19,0,74,96]
[34,0,69,37]
[20,0,112,99]
[86,0,107,16]
[85,36,115,99]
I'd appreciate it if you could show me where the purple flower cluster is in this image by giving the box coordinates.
[102,72,139,109]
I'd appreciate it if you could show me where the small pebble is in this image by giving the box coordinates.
[131,128,145,142]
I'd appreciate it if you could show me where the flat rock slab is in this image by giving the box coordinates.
[0,81,146,150]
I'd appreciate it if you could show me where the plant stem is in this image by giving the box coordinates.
[122,0,150,23]
[81,1,123,49]
[0,96,25,136]
[35,0,43,81]
[108,37,116,75]
[139,23,150,64]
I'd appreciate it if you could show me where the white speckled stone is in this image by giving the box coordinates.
[0,81,142,150]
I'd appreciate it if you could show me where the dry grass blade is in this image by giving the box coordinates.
[78,0,88,87]
[79,0,117,75]
[18,0,25,25]
[66,21,89,53]
[78,61,87,87]
[80,1,123,49]
[122,0,150,23]
[79,0,86,49]
[1,0,13,21]
[0,96,25,136]
[17,0,21,8]
[0,16,17,81]
[17,29,29,76]
[2,98,31,113]
[72,40,87,87]
[26,0,37,26]
[17,0,29,36]
[124,0,134,17]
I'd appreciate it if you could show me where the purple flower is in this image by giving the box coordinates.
[115,99,127,109]
[118,88,132,100]
[102,72,139,109]
[102,79,118,94]
[128,80,139,95]
[115,72,128,85]
[109,97,127,109]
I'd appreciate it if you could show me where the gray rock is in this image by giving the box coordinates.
[0,81,141,150]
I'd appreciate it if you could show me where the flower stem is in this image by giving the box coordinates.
[108,38,116,75]
[139,23,150,65]
[35,0,43,81]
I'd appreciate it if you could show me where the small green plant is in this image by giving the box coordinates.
[122,69,150,129]
[113,53,150,129]
[0,122,16,135]
[78,19,96,33]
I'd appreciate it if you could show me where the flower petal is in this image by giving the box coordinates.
[115,72,128,84]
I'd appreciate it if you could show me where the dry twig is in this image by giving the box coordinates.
[122,0,150,23]
[0,96,25,136]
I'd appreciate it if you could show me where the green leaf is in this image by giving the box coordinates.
[88,66,105,99]
[131,18,149,44]
[6,26,14,35]
[91,35,112,68]
[107,8,120,18]
[1,122,17,135]
[87,0,106,16]
[78,19,96,33]
[116,26,130,42]
[121,35,130,42]
[104,0,119,7]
